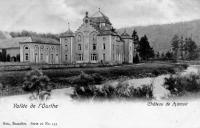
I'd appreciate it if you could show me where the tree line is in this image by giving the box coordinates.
[0,49,20,62]
[171,35,198,60]
[131,30,155,63]
[131,30,199,62]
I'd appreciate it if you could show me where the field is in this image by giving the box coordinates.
[0,62,187,96]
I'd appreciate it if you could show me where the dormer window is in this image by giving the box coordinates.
[100,23,105,28]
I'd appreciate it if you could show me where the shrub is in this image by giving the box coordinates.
[71,75,153,100]
[165,73,200,96]
[91,73,105,84]
[129,85,153,98]
[71,71,94,87]
[22,69,51,100]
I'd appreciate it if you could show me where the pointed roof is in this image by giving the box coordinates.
[121,30,131,39]
[90,9,111,25]
[60,22,74,37]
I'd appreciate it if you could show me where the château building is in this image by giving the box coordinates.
[0,9,135,64]
[60,9,134,64]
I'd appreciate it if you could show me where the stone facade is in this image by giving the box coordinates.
[20,42,60,64]
[17,10,135,64]
[60,10,134,64]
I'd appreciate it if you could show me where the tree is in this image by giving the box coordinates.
[179,36,184,59]
[2,49,6,62]
[184,38,198,60]
[133,53,139,63]
[138,35,154,60]
[0,52,2,61]
[132,30,140,52]
[132,30,139,45]
[165,51,173,60]
[171,34,180,59]
[16,54,20,62]
[6,54,10,62]
[22,69,51,100]
[156,52,160,59]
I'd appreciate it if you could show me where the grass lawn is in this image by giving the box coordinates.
[0,62,187,96]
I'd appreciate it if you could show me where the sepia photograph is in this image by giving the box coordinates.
[0,0,200,128]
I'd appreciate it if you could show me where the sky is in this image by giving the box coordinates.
[0,0,200,33]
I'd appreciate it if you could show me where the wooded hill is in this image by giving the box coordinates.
[118,19,200,52]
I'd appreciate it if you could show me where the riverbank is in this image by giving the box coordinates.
[0,62,187,97]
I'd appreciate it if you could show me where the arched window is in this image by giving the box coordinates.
[46,47,49,54]
[92,43,97,50]
[23,45,30,61]
[92,34,97,41]
[77,35,81,42]
[78,44,82,50]
[50,46,54,52]
[25,53,29,61]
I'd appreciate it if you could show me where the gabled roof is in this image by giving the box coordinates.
[60,29,74,37]
[0,37,32,49]
[30,36,59,45]
[90,10,111,25]
[121,30,132,39]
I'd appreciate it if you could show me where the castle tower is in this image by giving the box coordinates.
[121,30,134,63]
[60,22,74,64]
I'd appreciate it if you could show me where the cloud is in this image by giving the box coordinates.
[0,0,199,33]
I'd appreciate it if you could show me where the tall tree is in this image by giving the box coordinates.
[184,37,198,60]
[132,30,139,45]
[138,35,154,60]
[0,52,2,61]
[2,49,6,62]
[179,36,184,59]
[171,34,180,59]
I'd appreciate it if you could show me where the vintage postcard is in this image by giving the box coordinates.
[0,0,200,128]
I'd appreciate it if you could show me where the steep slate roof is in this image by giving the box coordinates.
[31,36,60,45]
[60,29,74,37]
[0,37,32,49]
[121,30,132,39]
[90,11,112,25]
[88,10,119,36]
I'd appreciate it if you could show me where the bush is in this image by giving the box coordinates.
[22,69,51,100]
[71,75,153,100]
[165,73,200,96]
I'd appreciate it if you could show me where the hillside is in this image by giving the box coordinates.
[118,19,200,53]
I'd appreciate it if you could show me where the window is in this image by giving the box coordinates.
[46,48,49,54]
[51,46,54,52]
[25,53,29,61]
[93,43,97,50]
[91,54,97,61]
[40,45,44,50]
[34,45,39,52]
[103,53,106,61]
[25,47,29,50]
[77,35,81,42]
[77,54,83,61]
[92,34,96,41]
[103,43,106,50]
[78,44,82,50]
[41,53,43,61]
[65,54,67,60]
[103,37,106,41]
[65,45,68,51]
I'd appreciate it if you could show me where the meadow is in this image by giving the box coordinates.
[0,62,187,97]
